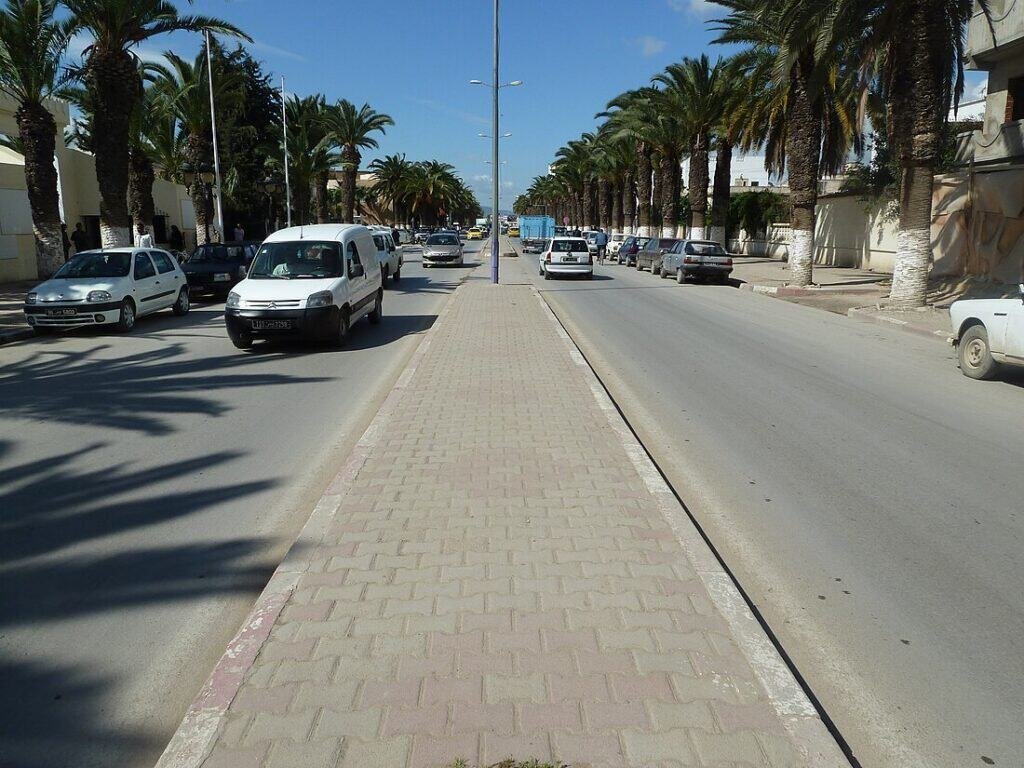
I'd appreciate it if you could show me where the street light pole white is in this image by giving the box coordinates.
[205,30,225,241]
[491,0,500,283]
[281,76,292,228]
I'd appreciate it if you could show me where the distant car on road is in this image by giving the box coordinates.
[180,241,259,298]
[949,290,1024,379]
[225,224,382,350]
[422,232,464,267]
[24,247,190,334]
[414,229,432,244]
[636,238,679,273]
[659,239,733,283]
[616,235,649,266]
[508,224,520,237]
[538,237,592,280]
[607,232,627,258]
[466,227,483,240]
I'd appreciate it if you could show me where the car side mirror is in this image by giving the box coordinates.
[349,263,364,278]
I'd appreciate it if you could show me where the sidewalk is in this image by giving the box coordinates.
[158,257,847,768]
[0,281,34,343]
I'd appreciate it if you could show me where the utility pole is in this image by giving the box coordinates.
[281,76,292,227]
[491,0,500,284]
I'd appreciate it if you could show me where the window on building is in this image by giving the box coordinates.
[1006,76,1024,123]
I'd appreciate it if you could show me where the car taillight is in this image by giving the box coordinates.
[725,257,733,266]
[545,253,551,262]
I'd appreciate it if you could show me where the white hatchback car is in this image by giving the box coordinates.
[23,247,189,334]
[225,224,383,349]
[368,227,402,284]
[949,289,1024,379]
[607,232,627,257]
[538,237,593,279]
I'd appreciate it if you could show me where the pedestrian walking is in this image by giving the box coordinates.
[168,225,184,252]
[61,223,71,262]
[70,222,88,255]
[233,223,245,241]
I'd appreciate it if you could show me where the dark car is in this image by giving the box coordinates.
[181,241,259,297]
[616,235,650,266]
[636,238,679,273]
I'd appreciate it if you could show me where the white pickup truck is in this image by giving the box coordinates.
[949,288,1024,379]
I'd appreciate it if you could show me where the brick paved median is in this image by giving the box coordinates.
[168,259,846,768]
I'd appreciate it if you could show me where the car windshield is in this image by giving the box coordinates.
[551,239,589,253]
[684,241,727,256]
[53,251,131,278]
[248,241,343,279]
[187,244,248,263]
[427,235,459,246]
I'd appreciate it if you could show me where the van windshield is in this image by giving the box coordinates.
[248,241,343,279]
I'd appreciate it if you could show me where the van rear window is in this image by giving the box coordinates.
[551,239,589,253]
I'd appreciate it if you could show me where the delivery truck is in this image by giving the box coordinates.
[518,215,556,253]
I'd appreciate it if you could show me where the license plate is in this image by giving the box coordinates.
[47,308,77,317]
[251,319,292,330]
[563,256,577,262]
[214,273,231,281]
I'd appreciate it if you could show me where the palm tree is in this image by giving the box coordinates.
[708,58,748,244]
[323,99,393,223]
[276,95,336,225]
[150,49,243,243]
[368,153,411,226]
[0,0,72,276]
[603,88,661,237]
[64,0,246,246]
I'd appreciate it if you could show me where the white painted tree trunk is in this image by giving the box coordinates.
[690,226,705,241]
[35,223,64,278]
[890,228,931,308]
[675,225,687,239]
[638,225,651,237]
[788,228,813,286]
[100,223,130,248]
[661,225,675,238]
[708,225,725,245]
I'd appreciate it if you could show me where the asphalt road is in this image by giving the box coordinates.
[516,248,1024,768]
[0,242,481,768]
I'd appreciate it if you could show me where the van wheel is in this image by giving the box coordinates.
[116,299,136,333]
[381,265,389,284]
[958,325,998,380]
[369,290,383,324]
[333,308,351,347]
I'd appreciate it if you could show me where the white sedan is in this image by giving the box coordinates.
[23,247,190,334]
[949,288,1024,379]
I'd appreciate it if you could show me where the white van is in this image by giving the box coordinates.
[224,224,383,349]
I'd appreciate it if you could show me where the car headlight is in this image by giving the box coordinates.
[306,290,333,308]
[226,291,241,308]
[25,291,37,305]
[87,290,112,303]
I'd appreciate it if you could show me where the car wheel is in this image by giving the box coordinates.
[229,329,253,349]
[172,287,190,316]
[636,261,642,271]
[393,265,401,282]
[333,308,351,347]
[958,324,998,380]
[381,265,389,285]
[676,268,685,284]
[369,290,383,325]
[116,298,136,333]
[659,265,668,279]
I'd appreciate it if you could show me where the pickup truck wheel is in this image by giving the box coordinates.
[958,325,998,380]
[676,268,685,284]
[368,290,383,324]
[635,261,642,271]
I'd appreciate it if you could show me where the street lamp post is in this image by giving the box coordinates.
[205,31,225,242]
[470,0,521,285]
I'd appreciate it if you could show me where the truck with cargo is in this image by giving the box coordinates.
[518,215,556,253]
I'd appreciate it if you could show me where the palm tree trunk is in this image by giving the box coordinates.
[597,178,610,230]
[709,138,733,245]
[185,134,212,244]
[313,171,330,223]
[17,102,63,277]
[688,134,710,241]
[622,172,635,233]
[86,46,138,247]
[636,143,652,237]
[660,152,679,239]
[611,182,622,233]
[340,146,359,222]
[128,147,156,241]
[651,154,663,237]
[889,0,943,308]
[786,53,822,287]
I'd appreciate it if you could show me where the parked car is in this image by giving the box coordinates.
[538,237,592,280]
[636,238,680,273]
[607,232,627,258]
[660,239,733,283]
[24,247,190,334]
[180,241,259,298]
[949,289,1024,379]
[583,231,601,256]
[369,230,403,284]
[616,236,649,266]
[422,232,464,267]
[224,224,383,350]
[466,227,483,240]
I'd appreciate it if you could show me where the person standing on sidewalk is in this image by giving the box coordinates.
[61,224,71,262]
[70,223,88,255]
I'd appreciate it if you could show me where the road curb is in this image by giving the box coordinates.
[741,283,883,297]
[154,275,468,768]
[846,306,951,341]
[531,284,851,768]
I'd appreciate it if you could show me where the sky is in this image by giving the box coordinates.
[78,0,987,211]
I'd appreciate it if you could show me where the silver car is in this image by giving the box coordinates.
[422,233,464,267]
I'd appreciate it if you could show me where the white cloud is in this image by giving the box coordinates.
[668,0,715,17]
[251,40,307,63]
[473,174,491,182]
[501,180,515,189]
[635,35,666,57]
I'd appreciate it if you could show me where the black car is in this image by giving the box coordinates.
[636,238,680,273]
[616,235,650,266]
[181,241,259,297]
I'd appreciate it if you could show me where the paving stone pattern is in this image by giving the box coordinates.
[201,265,810,768]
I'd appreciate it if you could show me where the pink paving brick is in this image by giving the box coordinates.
[421,675,482,705]
[584,700,652,730]
[519,702,583,733]
[609,672,676,703]
[410,733,480,768]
